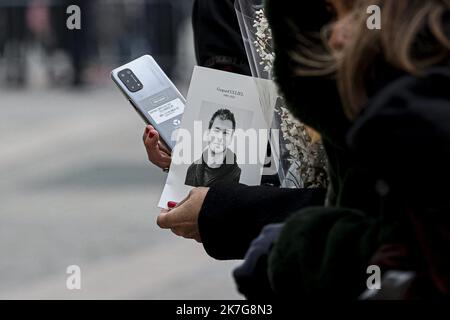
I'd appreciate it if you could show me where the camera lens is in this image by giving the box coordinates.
[119,69,143,93]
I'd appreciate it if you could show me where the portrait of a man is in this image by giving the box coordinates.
[185,108,241,187]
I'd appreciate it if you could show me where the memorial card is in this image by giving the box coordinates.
[158,67,277,208]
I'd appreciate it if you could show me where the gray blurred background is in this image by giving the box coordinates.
[0,0,241,299]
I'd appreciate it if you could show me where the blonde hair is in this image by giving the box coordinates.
[290,0,450,120]
[339,0,450,119]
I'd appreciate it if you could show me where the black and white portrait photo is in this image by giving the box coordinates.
[159,67,275,208]
[184,109,241,187]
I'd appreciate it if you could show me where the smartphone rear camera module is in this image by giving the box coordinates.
[119,69,143,93]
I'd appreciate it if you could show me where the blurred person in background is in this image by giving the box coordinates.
[1,0,189,88]
[1,0,30,87]
[144,0,191,78]
[113,0,191,80]
[1,0,96,87]
[49,0,97,87]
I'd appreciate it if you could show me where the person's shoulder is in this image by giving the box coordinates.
[349,63,450,146]
[185,162,200,186]
[225,149,238,164]
[356,63,450,125]
[347,63,450,196]
[187,161,200,173]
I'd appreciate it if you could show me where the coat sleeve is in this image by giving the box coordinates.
[268,207,380,299]
[198,182,326,260]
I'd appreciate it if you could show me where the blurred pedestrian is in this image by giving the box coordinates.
[2,0,30,87]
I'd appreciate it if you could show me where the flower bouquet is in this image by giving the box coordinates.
[235,0,328,188]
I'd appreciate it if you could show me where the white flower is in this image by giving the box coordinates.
[253,8,328,189]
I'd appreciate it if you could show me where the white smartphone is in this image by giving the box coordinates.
[111,55,186,151]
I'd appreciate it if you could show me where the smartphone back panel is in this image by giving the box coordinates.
[111,55,185,150]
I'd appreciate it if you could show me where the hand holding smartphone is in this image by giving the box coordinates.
[111,55,186,151]
[143,124,172,170]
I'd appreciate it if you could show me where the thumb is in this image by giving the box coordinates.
[157,209,175,229]
[157,190,194,228]
[145,130,160,148]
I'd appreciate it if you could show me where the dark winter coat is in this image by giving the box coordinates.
[266,0,450,299]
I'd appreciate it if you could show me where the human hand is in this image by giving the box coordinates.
[157,187,210,243]
[143,125,172,170]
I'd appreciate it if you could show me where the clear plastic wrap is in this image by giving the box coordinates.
[235,0,328,188]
